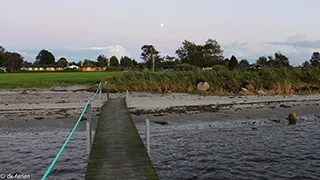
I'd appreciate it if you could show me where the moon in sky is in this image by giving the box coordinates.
[160,23,164,27]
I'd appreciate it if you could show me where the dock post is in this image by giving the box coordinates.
[146,118,150,156]
[86,103,92,155]
[106,83,110,100]
[99,84,102,101]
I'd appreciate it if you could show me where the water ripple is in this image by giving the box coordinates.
[136,115,320,180]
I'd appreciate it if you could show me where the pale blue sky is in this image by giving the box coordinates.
[1,0,319,65]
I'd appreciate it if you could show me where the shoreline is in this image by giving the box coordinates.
[126,92,320,115]
[0,89,319,128]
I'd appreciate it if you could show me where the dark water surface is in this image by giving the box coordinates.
[1,115,320,180]
[135,115,320,180]
[0,130,91,180]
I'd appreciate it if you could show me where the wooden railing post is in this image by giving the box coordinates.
[86,103,92,155]
[99,84,102,101]
[106,83,110,100]
[146,118,150,156]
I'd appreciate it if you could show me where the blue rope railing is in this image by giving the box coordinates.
[41,81,104,180]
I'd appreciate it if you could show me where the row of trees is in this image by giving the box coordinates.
[1,39,320,72]
[139,39,320,69]
[34,49,142,68]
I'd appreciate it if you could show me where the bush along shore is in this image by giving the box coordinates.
[89,67,320,96]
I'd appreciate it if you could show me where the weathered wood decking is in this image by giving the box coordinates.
[85,98,159,180]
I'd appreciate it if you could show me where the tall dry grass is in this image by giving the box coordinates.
[94,67,320,95]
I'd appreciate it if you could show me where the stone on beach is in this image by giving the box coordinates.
[256,89,266,95]
[197,82,210,91]
[239,87,251,95]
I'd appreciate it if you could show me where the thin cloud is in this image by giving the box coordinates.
[64,45,131,60]
[265,34,320,48]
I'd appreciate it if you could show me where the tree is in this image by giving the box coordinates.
[97,55,108,67]
[163,55,176,62]
[35,49,55,65]
[228,55,239,69]
[120,56,133,68]
[3,52,24,72]
[239,59,249,68]
[77,61,82,67]
[57,57,68,67]
[132,59,138,66]
[0,46,6,67]
[175,40,198,65]
[141,45,161,69]
[202,39,224,66]
[109,56,119,67]
[23,61,32,67]
[256,56,268,66]
[274,51,290,67]
[0,46,4,54]
[175,39,224,67]
[69,61,78,66]
[310,52,320,67]
[83,59,97,66]
[302,60,311,68]
[223,58,230,67]
[161,55,180,68]
[267,56,276,67]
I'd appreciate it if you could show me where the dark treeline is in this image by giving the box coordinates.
[1,38,319,72]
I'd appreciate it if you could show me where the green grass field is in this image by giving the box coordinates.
[0,72,121,89]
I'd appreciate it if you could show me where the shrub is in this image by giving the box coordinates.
[211,65,229,72]
[173,63,199,71]
[105,66,120,71]
[103,67,320,95]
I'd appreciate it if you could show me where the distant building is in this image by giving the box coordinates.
[81,65,107,72]
[27,65,64,71]
[66,65,80,69]
[249,64,263,70]
[0,67,7,72]
[202,67,213,70]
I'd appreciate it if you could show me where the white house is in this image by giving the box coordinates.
[66,65,80,69]
[0,67,7,72]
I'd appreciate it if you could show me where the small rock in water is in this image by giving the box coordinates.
[154,121,168,126]
[280,104,292,108]
[288,112,297,125]
[252,127,258,131]
[34,117,44,120]
[271,119,281,123]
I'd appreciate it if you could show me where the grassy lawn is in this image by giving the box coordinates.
[0,72,122,89]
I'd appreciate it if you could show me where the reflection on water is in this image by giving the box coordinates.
[1,115,320,180]
[136,115,320,180]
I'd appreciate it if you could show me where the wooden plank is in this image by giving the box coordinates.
[85,98,159,180]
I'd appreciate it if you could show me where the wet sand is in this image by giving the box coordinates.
[0,88,319,128]
[0,88,125,130]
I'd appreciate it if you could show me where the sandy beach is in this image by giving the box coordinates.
[0,87,125,130]
[0,86,319,128]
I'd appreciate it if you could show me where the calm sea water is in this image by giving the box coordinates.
[0,115,320,180]
[135,115,320,180]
